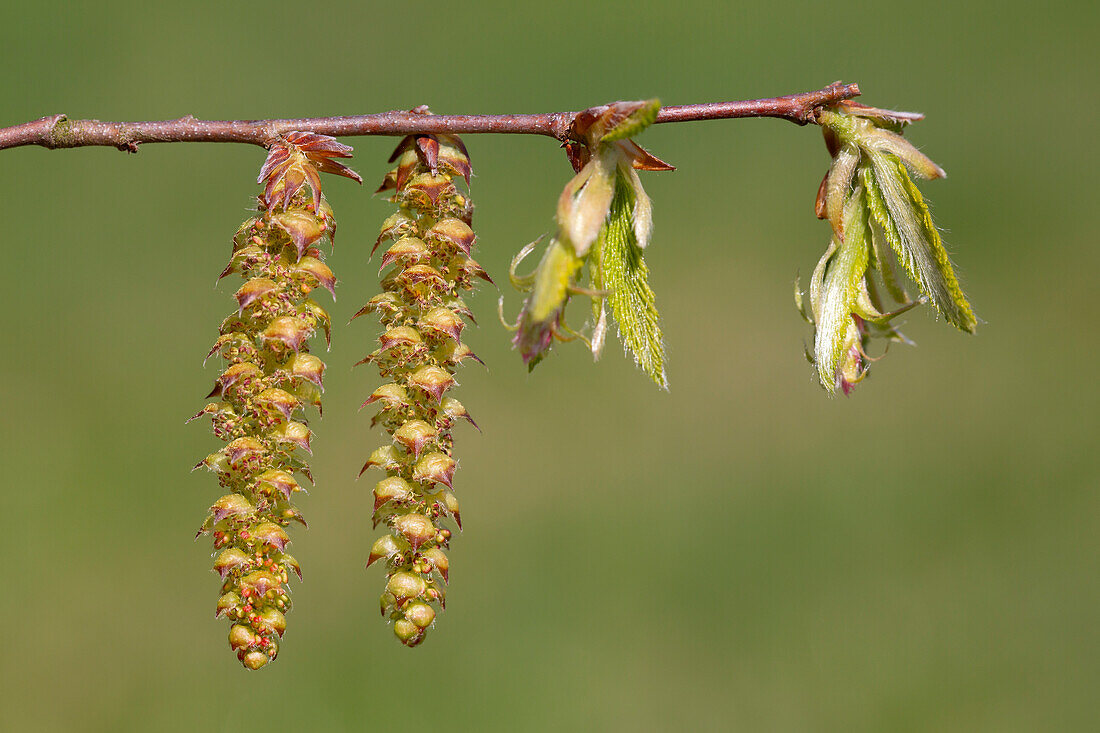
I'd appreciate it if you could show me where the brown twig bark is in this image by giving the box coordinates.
[0,82,859,153]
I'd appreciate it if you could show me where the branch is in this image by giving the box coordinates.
[0,82,859,153]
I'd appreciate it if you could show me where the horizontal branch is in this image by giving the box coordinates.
[0,82,860,153]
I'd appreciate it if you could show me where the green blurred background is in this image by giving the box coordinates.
[2,1,1096,730]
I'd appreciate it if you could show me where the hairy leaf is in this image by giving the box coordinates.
[865,155,976,332]
[814,193,869,391]
[597,171,667,388]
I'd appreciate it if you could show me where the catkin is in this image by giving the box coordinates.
[357,124,482,647]
[193,133,358,669]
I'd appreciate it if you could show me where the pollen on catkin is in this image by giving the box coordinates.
[192,132,360,669]
[356,118,483,647]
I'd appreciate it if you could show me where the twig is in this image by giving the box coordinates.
[0,82,860,153]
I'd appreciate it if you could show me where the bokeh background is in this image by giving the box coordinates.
[1,1,1095,730]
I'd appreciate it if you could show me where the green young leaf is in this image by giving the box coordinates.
[513,239,583,367]
[864,156,976,333]
[557,152,615,257]
[598,99,661,144]
[596,170,667,389]
[814,192,870,392]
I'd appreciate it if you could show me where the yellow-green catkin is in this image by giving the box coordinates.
[193,132,359,669]
[357,125,483,647]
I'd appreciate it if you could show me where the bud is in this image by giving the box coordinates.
[251,522,291,552]
[439,491,461,529]
[270,421,312,454]
[214,548,251,579]
[507,100,670,386]
[425,217,475,256]
[374,477,413,512]
[422,548,450,583]
[262,316,312,352]
[210,494,255,522]
[367,533,404,567]
[393,419,437,458]
[360,445,404,475]
[216,592,242,618]
[413,452,456,489]
[407,365,455,403]
[229,624,257,651]
[418,306,465,342]
[291,256,337,298]
[386,571,427,603]
[256,388,299,422]
[217,362,261,392]
[393,619,422,646]
[255,469,300,500]
[378,326,423,351]
[284,352,325,389]
[239,650,270,670]
[235,278,279,313]
[255,608,287,637]
[405,602,435,629]
[393,513,437,551]
[380,237,430,270]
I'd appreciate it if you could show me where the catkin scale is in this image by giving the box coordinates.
[359,124,480,647]
[194,133,359,669]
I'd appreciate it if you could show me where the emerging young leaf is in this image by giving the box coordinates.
[505,100,672,386]
[593,170,667,388]
[818,106,976,334]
